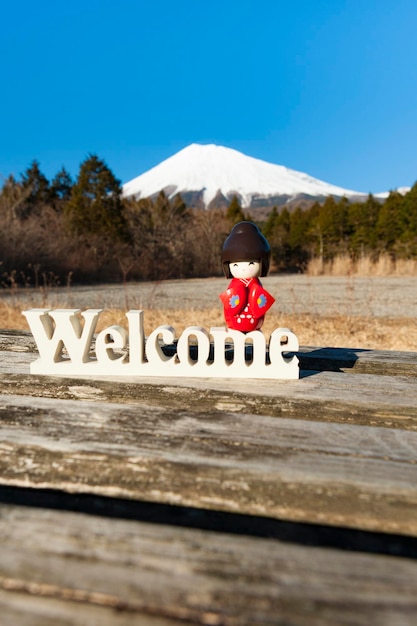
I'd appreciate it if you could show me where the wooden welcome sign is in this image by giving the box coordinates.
[24,223,300,380]
[23,308,299,380]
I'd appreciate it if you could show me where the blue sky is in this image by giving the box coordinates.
[2,0,417,193]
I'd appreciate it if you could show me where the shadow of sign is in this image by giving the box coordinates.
[297,347,371,376]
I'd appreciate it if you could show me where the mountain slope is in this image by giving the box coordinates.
[122,143,365,208]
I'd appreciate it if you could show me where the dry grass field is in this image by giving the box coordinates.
[1,270,417,351]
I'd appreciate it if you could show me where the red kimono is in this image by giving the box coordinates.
[219,277,275,332]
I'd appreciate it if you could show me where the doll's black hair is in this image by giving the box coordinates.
[221,221,271,278]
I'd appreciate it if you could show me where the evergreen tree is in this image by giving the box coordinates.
[277,207,291,239]
[263,206,279,240]
[348,194,380,257]
[376,191,404,252]
[263,207,292,270]
[226,195,245,225]
[64,155,127,240]
[313,196,350,260]
[364,194,381,250]
[315,196,337,260]
[51,167,73,207]
[20,160,51,216]
[398,183,417,255]
[287,207,311,269]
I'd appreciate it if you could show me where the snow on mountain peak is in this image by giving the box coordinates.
[374,186,411,199]
[122,143,364,207]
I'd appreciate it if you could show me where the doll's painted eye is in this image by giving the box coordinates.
[249,261,255,265]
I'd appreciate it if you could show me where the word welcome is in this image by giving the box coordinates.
[23,309,299,380]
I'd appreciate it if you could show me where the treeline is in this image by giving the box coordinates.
[0,156,233,287]
[1,155,416,287]
[263,188,417,272]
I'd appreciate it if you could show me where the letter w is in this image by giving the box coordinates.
[23,309,102,365]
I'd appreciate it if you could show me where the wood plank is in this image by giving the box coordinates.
[0,503,417,626]
[2,346,417,432]
[0,330,36,353]
[299,345,417,376]
[1,393,417,534]
[0,590,182,626]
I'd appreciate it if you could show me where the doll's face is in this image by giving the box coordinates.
[229,260,261,279]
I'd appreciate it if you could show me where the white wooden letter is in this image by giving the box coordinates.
[126,310,146,365]
[146,325,177,367]
[95,325,128,364]
[177,326,211,367]
[269,328,299,379]
[23,308,102,372]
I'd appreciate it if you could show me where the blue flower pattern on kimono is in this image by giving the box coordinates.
[229,294,240,308]
[257,294,267,308]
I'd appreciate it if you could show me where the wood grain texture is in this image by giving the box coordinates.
[1,391,417,534]
[0,590,182,626]
[1,504,417,626]
[299,345,417,376]
[2,357,417,436]
[2,330,417,624]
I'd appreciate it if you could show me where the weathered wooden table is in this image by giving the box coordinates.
[1,329,417,625]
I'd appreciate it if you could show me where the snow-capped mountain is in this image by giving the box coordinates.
[122,143,366,208]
